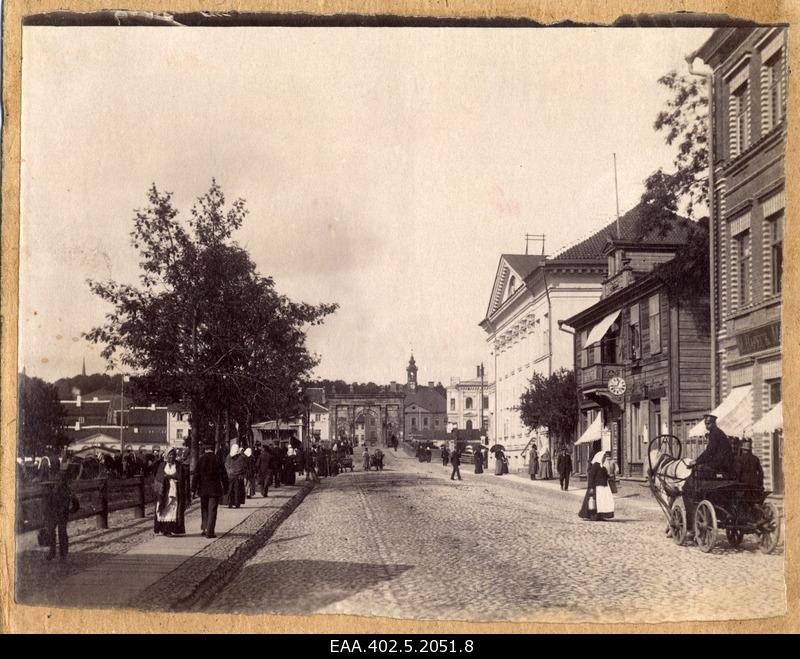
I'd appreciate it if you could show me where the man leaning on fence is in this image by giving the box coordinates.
[192,440,229,538]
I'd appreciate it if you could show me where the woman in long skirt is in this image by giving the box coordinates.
[494,450,505,475]
[578,450,615,521]
[154,449,186,536]
[474,448,484,474]
[225,444,247,508]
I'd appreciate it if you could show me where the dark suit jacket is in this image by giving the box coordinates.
[257,450,273,477]
[192,451,228,497]
[695,425,734,475]
[557,453,573,476]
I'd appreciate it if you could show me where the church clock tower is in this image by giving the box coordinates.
[406,354,418,391]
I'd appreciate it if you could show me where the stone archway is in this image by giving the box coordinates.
[328,392,405,447]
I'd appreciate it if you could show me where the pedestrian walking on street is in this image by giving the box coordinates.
[257,445,273,496]
[578,450,615,521]
[192,440,228,538]
[44,465,75,560]
[272,445,283,488]
[225,444,247,509]
[528,445,539,481]
[474,447,484,474]
[494,449,506,476]
[244,447,256,498]
[153,448,187,536]
[450,448,462,480]
[557,446,573,491]
[441,445,450,467]
[362,446,371,471]
[539,447,553,480]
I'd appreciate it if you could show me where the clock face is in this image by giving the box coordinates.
[608,376,627,396]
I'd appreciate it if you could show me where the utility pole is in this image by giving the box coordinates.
[613,153,621,238]
[477,363,485,436]
[524,233,546,255]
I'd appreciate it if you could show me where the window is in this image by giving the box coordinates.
[423,417,429,427]
[450,398,455,411]
[737,230,752,305]
[770,213,784,295]
[434,419,440,427]
[483,396,489,409]
[601,322,619,364]
[411,417,417,428]
[732,82,750,155]
[466,420,473,430]
[648,294,661,355]
[651,399,662,439]
[631,402,642,462]
[508,276,516,296]
[763,50,785,132]
[629,304,641,360]
[315,413,321,422]
[769,380,782,405]
[176,429,183,439]
[465,397,473,410]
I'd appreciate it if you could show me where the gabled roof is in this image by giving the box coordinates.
[310,402,328,414]
[62,400,112,419]
[484,254,546,319]
[404,386,446,414]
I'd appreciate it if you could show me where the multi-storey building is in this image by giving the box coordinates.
[446,376,493,434]
[695,27,786,493]
[562,207,711,476]
[480,221,616,465]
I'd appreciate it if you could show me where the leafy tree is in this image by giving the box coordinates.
[638,70,710,301]
[86,181,337,468]
[518,369,578,448]
[18,373,67,457]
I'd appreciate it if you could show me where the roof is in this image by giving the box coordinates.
[310,402,329,414]
[501,254,546,279]
[61,400,111,419]
[128,407,168,426]
[64,426,168,444]
[404,386,446,414]
[305,387,326,405]
[552,203,691,261]
[82,388,117,400]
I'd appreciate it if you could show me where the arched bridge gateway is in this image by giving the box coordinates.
[327,392,405,447]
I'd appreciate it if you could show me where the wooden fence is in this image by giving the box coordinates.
[16,476,149,534]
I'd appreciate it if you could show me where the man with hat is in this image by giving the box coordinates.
[191,439,228,538]
[690,413,735,478]
[734,437,764,492]
[683,412,735,532]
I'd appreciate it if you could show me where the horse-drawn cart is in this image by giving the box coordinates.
[648,435,780,554]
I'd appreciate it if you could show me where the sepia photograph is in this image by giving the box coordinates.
[3,4,793,632]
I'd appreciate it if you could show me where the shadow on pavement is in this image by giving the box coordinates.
[204,559,413,615]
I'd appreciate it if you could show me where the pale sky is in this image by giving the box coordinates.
[19,26,713,385]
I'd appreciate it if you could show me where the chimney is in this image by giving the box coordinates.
[428,381,434,388]
[150,403,156,411]
[76,394,82,408]
[390,381,397,392]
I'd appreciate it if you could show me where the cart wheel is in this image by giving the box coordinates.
[694,500,717,553]
[670,504,688,546]
[757,502,781,554]
[725,528,744,548]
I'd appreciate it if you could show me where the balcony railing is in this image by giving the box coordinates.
[579,363,623,390]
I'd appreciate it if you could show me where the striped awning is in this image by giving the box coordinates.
[749,402,782,435]
[688,385,753,439]
[575,414,603,445]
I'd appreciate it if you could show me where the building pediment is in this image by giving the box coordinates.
[484,254,546,320]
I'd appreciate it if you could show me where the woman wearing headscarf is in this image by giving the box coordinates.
[539,446,553,480]
[153,448,186,536]
[578,450,615,521]
[243,447,256,498]
[225,443,247,509]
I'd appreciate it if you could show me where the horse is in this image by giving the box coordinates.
[647,435,694,531]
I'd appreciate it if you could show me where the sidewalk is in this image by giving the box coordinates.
[16,480,314,611]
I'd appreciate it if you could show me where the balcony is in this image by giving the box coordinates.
[579,363,623,391]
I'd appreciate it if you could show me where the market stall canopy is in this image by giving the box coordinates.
[688,385,753,438]
[585,310,621,346]
[749,402,782,435]
[575,414,603,445]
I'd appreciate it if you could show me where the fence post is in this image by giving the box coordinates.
[136,476,145,518]
[96,478,109,530]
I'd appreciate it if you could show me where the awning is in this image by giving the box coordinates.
[585,310,621,346]
[688,385,753,438]
[575,414,603,445]
[749,402,782,435]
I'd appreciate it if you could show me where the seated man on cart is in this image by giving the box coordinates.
[682,413,735,531]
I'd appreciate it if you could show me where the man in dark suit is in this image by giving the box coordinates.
[557,447,573,491]
[734,439,764,491]
[191,440,228,538]
[257,445,273,496]
[450,448,462,481]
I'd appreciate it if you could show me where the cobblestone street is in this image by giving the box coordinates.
[206,448,785,623]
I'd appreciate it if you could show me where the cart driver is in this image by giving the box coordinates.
[682,413,735,532]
